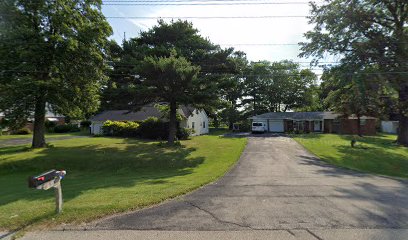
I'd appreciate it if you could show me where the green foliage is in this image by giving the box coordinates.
[102,120,139,137]
[101,20,248,136]
[138,53,200,143]
[154,104,183,121]
[0,0,113,147]
[54,124,80,133]
[299,0,408,144]
[14,128,31,135]
[178,128,193,140]
[44,120,57,131]
[322,65,382,122]
[242,60,318,115]
[101,118,192,140]
[137,117,169,140]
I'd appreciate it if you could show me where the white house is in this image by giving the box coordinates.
[89,104,209,136]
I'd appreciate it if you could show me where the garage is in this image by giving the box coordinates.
[268,120,284,132]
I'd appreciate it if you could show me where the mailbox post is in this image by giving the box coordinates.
[28,170,67,214]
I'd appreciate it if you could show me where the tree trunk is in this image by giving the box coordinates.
[357,115,362,137]
[397,85,408,146]
[32,95,47,148]
[168,101,177,145]
[398,115,408,146]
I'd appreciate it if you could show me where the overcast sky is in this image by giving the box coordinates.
[101,0,335,72]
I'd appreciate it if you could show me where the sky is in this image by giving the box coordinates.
[101,0,336,73]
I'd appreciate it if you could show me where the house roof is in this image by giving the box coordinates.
[90,105,197,122]
[249,111,376,120]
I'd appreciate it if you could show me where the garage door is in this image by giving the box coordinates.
[268,120,284,132]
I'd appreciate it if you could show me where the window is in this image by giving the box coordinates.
[295,121,304,131]
[360,119,366,126]
[192,122,195,129]
[252,122,263,126]
[203,121,206,128]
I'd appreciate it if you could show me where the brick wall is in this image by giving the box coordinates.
[340,119,377,135]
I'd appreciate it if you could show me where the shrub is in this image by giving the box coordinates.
[102,118,188,140]
[177,128,193,140]
[80,120,92,128]
[45,120,57,131]
[54,124,80,133]
[102,120,139,137]
[138,117,168,139]
[14,128,31,135]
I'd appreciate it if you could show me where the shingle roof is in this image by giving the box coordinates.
[90,104,196,122]
[249,111,376,120]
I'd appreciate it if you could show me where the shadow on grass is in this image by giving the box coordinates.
[0,145,31,155]
[337,134,401,149]
[298,142,408,178]
[0,138,204,208]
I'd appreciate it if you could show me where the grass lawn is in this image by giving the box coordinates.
[292,134,408,178]
[0,131,246,231]
[0,131,89,140]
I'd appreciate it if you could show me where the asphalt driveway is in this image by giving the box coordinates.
[23,136,408,239]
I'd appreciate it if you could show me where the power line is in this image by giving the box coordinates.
[0,42,301,46]
[102,1,312,6]
[105,15,309,19]
[103,0,313,2]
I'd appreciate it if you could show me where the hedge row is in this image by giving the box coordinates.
[102,117,193,140]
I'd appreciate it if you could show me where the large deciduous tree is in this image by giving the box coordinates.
[139,53,200,144]
[321,65,382,136]
[243,61,317,115]
[0,0,112,148]
[300,0,408,145]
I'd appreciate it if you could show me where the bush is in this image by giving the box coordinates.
[54,124,80,133]
[102,120,139,137]
[138,117,168,139]
[177,128,193,140]
[14,128,31,135]
[80,120,92,128]
[101,118,189,140]
[45,120,57,131]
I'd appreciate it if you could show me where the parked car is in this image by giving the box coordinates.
[252,122,267,133]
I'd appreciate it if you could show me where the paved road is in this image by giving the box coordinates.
[19,136,408,239]
[0,136,88,147]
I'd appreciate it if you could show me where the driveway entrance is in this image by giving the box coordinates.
[75,136,408,239]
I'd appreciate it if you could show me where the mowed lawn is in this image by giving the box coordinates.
[0,131,88,140]
[293,134,408,178]
[0,132,246,231]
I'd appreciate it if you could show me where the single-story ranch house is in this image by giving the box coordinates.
[249,111,377,135]
[90,104,209,136]
[0,109,65,131]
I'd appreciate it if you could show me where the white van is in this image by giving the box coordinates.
[252,122,267,133]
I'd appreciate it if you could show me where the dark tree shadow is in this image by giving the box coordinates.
[298,141,408,178]
[0,138,205,208]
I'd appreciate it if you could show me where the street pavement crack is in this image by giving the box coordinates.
[186,201,253,230]
[306,229,324,240]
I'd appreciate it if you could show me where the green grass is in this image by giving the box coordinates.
[0,133,246,231]
[0,131,89,140]
[292,134,408,178]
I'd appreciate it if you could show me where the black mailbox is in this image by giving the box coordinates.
[28,169,59,188]
[28,169,67,213]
